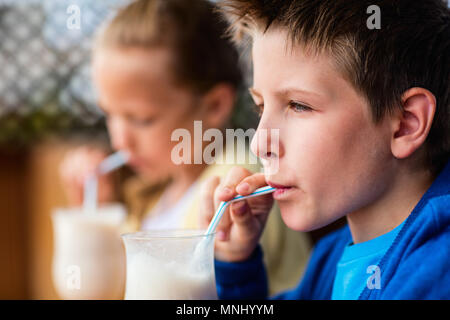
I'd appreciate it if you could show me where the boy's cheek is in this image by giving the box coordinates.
[277,147,357,228]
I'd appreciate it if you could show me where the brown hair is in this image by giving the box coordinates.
[96,0,242,94]
[220,0,450,174]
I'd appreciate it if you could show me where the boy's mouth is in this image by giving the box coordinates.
[267,181,296,200]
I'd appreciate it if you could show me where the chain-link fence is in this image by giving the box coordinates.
[0,0,131,149]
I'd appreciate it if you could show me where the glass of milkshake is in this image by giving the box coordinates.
[122,229,217,300]
[51,204,126,299]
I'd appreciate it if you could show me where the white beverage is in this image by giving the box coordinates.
[124,253,217,300]
[52,204,126,300]
[122,230,217,300]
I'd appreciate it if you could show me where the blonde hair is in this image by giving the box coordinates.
[95,0,242,94]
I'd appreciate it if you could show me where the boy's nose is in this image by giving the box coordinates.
[250,125,282,161]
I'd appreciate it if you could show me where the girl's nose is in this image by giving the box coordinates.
[108,117,134,152]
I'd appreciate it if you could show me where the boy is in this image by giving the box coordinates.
[200,0,450,299]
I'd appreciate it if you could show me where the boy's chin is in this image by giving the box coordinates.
[278,202,325,232]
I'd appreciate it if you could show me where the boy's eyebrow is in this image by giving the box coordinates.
[277,87,324,100]
[249,87,324,100]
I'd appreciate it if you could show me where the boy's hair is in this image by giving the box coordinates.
[220,0,450,175]
[96,0,242,94]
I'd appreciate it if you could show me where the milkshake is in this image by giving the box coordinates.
[122,230,217,300]
[51,204,126,300]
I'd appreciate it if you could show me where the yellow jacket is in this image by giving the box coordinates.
[121,159,311,295]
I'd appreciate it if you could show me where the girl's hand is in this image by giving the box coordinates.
[59,146,117,206]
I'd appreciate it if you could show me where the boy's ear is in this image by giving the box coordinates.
[199,84,235,129]
[391,87,436,159]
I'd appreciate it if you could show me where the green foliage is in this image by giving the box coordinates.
[0,106,106,151]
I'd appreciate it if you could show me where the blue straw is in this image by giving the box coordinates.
[83,150,129,214]
[205,185,276,235]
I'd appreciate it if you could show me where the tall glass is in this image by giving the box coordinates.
[122,230,217,300]
[51,204,126,299]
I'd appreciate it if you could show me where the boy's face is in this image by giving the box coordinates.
[250,28,395,231]
[93,47,203,182]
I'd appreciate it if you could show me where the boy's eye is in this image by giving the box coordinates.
[288,101,312,113]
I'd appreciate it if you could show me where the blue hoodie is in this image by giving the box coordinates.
[214,161,450,299]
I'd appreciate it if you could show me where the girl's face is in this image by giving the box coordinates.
[92,47,204,182]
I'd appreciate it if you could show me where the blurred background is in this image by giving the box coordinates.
[0,0,260,299]
[0,0,129,299]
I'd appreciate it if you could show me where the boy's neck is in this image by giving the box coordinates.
[346,166,434,244]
